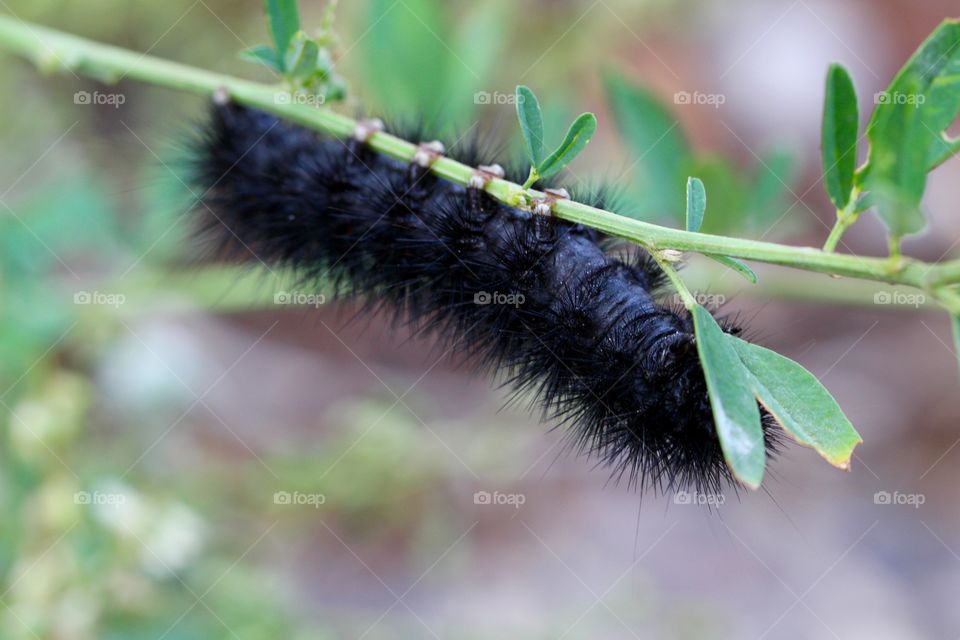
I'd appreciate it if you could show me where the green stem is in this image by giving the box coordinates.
[2,16,960,296]
[935,286,960,315]
[823,187,861,253]
[521,167,539,190]
[823,209,862,253]
[321,0,339,33]
[929,262,960,290]
[823,214,854,253]
[652,252,696,309]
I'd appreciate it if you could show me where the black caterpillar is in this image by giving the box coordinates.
[191,101,781,496]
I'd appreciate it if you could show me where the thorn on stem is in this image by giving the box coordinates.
[532,187,570,216]
[659,249,684,263]
[468,163,505,189]
[213,86,230,105]
[413,140,445,168]
[353,118,384,143]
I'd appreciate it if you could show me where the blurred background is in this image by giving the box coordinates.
[0,0,959,637]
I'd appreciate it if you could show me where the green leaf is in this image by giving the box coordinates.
[928,133,960,169]
[867,19,960,159]
[603,71,692,220]
[861,19,960,236]
[687,155,749,234]
[730,337,862,469]
[536,112,597,179]
[706,255,757,283]
[821,64,859,209]
[691,305,766,488]
[746,149,798,234]
[440,1,507,129]
[516,85,545,168]
[862,73,931,238]
[240,45,282,72]
[685,177,706,232]
[870,182,927,239]
[284,31,321,82]
[951,314,960,380]
[903,20,960,170]
[359,0,449,122]
[264,0,301,72]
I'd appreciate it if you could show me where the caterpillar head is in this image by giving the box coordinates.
[624,315,780,496]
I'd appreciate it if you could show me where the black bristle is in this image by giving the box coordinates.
[190,102,783,497]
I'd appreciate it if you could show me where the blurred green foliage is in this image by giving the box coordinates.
[604,70,797,233]
[0,0,806,635]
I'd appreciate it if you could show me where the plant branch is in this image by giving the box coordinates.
[823,187,862,253]
[2,16,960,300]
[651,252,696,309]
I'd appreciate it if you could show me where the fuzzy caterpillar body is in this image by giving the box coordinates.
[192,102,780,495]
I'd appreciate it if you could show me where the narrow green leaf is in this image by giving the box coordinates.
[691,305,766,488]
[706,255,757,283]
[264,0,300,71]
[730,337,862,470]
[686,177,706,232]
[951,314,960,380]
[516,85,545,167]
[536,113,597,179]
[821,63,859,209]
[239,45,282,72]
[686,155,749,234]
[603,71,692,220]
